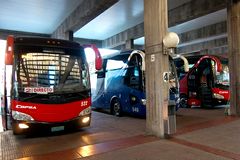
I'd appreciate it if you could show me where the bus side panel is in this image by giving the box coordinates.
[104,70,146,116]
[127,88,146,116]
[91,77,107,109]
[104,72,124,110]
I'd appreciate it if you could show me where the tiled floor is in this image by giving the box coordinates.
[1,107,240,160]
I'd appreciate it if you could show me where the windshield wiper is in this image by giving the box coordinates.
[74,91,90,98]
[19,94,41,101]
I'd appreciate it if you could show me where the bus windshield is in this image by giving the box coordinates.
[215,63,229,86]
[13,48,90,103]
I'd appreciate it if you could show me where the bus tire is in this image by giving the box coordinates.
[180,94,189,108]
[12,126,19,135]
[111,98,122,117]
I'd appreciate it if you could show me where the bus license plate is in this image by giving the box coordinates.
[51,126,64,132]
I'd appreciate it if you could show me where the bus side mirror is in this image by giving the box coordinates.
[83,44,102,70]
[5,35,14,65]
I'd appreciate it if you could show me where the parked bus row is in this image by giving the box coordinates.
[90,51,230,117]
[1,35,230,135]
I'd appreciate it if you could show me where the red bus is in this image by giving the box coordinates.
[2,36,101,134]
[175,55,230,108]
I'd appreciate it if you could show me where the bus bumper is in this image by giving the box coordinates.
[11,114,91,135]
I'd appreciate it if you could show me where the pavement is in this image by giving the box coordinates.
[1,107,240,160]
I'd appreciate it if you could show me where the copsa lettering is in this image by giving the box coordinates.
[16,105,37,109]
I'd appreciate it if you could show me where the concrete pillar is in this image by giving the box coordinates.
[66,30,74,41]
[144,0,169,138]
[227,0,240,116]
[125,39,134,50]
[51,29,73,41]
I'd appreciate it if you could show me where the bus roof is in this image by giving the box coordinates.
[102,49,144,60]
[14,36,81,49]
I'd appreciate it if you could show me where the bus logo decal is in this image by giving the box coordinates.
[16,105,37,109]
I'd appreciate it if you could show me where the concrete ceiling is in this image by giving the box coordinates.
[0,0,83,34]
[135,8,227,45]
[0,0,226,44]
[74,0,144,40]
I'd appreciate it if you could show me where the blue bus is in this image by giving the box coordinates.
[91,50,179,117]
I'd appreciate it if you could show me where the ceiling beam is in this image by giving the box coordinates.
[103,0,227,49]
[0,29,50,40]
[73,37,102,48]
[168,0,227,26]
[178,21,227,46]
[103,23,143,48]
[177,37,228,54]
[52,0,119,39]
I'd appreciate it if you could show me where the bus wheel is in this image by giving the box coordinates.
[180,95,188,108]
[12,126,20,135]
[111,98,122,117]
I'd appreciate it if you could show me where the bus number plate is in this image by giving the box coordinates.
[51,126,64,132]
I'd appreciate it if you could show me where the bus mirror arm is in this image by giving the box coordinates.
[83,44,102,71]
[179,55,189,72]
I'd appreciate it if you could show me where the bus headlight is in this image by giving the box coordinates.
[12,111,34,121]
[141,99,146,105]
[131,96,137,102]
[82,116,90,124]
[213,93,224,99]
[79,107,91,116]
[19,123,29,129]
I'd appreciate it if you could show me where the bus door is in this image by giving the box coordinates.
[124,51,145,115]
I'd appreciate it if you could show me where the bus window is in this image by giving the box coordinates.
[125,66,140,89]
[216,64,229,86]
[124,54,143,90]
[106,59,125,70]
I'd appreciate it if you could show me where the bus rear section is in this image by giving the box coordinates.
[91,50,179,117]
[4,36,100,135]
[176,55,230,108]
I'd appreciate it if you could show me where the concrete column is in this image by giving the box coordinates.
[125,39,134,50]
[66,31,74,41]
[144,0,169,138]
[52,30,73,41]
[227,0,240,116]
